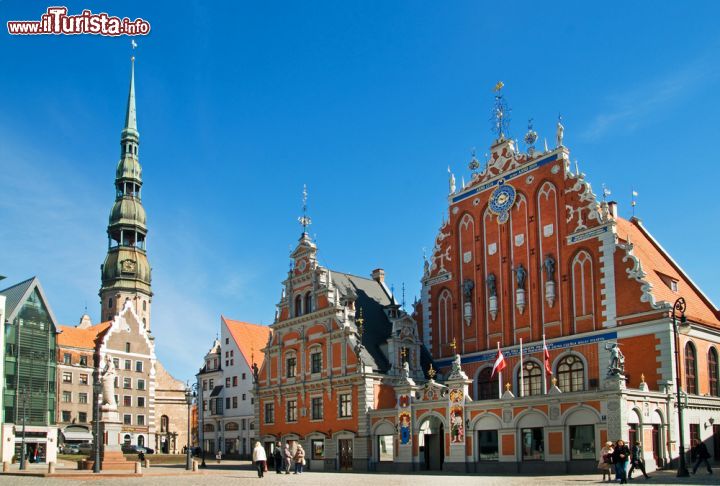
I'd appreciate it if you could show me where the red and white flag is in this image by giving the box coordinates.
[491,344,506,378]
[543,335,552,376]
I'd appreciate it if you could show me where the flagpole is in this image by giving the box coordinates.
[543,334,549,394]
[519,337,524,398]
[497,342,502,397]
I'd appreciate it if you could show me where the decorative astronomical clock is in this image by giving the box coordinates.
[488,182,517,223]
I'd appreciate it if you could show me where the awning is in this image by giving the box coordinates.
[209,385,224,397]
[61,430,94,441]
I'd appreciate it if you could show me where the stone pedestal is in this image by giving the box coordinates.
[97,412,135,471]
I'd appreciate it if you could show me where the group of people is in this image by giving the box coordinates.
[252,440,306,478]
[598,440,649,483]
[599,438,714,483]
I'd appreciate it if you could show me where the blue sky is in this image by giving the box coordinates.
[1,1,719,382]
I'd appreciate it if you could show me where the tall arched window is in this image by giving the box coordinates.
[557,355,585,392]
[518,361,542,396]
[685,342,697,394]
[476,367,499,400]
[709,347,719,397]
[304,292,312,314]
[294,295,302,317]
[437,289,452,351]
[137,435,145,447]
[161,415,169,433]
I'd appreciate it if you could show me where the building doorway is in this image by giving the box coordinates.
[713,425,720,461]
[418,416,445,470]
[338,439,353,470]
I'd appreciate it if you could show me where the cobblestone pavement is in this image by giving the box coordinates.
[0,461,716,485]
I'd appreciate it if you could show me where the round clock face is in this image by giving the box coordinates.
[489,184,517,215]
[297,259,307,272]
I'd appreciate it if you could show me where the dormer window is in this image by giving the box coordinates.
[658,272,679,293]
[670,280,679,292]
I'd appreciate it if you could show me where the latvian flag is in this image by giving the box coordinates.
[543,341,552,376]
[491,347,506,378]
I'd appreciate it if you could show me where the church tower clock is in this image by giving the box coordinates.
[99,56,152,329]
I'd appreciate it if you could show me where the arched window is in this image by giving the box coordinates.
[557,355,585,392]
[438,289,452,351]
[518,361,543,396]
[225,422,239,431]
[294,295,302,317]
[142,300,147,311]
[124,434,131,446]
[137,435,144,447]
[709,347,719,397]
[685,342,697,394]
[161,415,169,433]
[476,367,499,400]
[304,292,312,314]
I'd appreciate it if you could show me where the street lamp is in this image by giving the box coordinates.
[672,297,690,477]
[18,385,29,470]
[185,383,196,470]
[93,378,102,473]
[198,377,207,468]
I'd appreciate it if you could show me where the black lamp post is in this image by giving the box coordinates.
[672,297,690,477]
[185,383,196,470]
[18,386,28,470]
[93,379,102,473]
[198,378,207,468]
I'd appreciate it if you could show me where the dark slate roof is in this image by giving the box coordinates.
[330,271,395,373]
[209,385,224,397]
[0,276,37,321]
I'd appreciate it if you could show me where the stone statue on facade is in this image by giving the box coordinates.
[462,279,474,299]
[251,362,259,383]
[514,263,527,290]
[605,342,625,376]
[556,117,564,147]
[448,167,456,194]
[486,273,497,297]
[402,360,410,379]
[101,355,117,411]
[543,254,556,282]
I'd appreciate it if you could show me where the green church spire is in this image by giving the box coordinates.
[99,56,152,329]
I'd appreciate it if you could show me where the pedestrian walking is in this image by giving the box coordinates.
[273,442,283,474]
[612,439,631,484]
[294,444,306,474]
[284,441,293,474]
[627,440,650,480]
[691,439,713,475]
[252,441,267,478]
[598,441,614,482]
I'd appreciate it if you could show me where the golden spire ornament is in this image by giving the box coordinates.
[450,337,457,353]
[428,363,437,380]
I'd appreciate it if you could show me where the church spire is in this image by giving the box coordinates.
[99,54,152,330]
[122,56,138,138]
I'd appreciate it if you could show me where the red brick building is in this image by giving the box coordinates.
[400,127,720,472]
[255,230,428,471]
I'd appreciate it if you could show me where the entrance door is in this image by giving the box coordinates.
[714,425,720,461]
[651,425,661,467]
[338,439,353,471]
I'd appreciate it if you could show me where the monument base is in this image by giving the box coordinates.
[97,417,135,471]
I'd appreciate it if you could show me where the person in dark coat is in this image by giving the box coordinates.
[628,441,650,480]
[273,442,284,474]
[612,439,631,484]
[691,439,713,475]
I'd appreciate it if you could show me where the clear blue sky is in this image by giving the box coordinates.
[1,1,719,382]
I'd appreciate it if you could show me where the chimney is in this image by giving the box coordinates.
[371,268,385,283]
[608,201,618,219]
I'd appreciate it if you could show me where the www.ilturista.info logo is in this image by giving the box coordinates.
[7,7,150,36]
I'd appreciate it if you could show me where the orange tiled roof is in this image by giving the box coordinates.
[57,321,112,349]
[615,217,720,326]
[222,316,271,367]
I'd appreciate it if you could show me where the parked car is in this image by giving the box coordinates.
[78,443,93,453]
[121,445,155,455]
[62,445,80,454]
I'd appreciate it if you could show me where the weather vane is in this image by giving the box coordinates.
[524,118,538,155]
[602,184,611,202]
[490,81,511,140]
[298,184,312,232]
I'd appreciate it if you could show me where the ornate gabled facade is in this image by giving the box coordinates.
[255,223,429,471]
[400,97,720,473]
